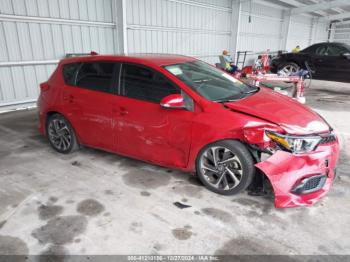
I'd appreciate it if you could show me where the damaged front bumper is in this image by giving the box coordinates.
[255,141,340,208]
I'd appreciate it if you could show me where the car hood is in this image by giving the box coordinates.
[224,88,330,135]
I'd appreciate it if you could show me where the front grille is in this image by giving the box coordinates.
[319,133,337,145]
[304,176,322,191]
[291,175,327,195]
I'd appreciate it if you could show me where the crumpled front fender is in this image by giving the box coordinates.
[255,141,340,208]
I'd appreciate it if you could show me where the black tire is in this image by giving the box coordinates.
[46,113,79,154]
[278,62,300,75]
[196,140,255,195]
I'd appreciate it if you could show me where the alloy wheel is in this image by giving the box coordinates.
[199,146,243,190]
[48,119,72,151]
[281,64,299,75]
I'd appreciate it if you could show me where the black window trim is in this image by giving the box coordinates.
[62,60,194,111]
[74,62,83,85]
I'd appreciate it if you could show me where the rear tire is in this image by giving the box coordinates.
[196,140,255,195]
[46,114,79,154]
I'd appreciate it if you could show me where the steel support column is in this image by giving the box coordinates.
[230,0,241,58]
[280,10,291,51]
[113,0,128,54]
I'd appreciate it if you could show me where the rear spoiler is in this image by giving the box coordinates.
[65,51,98,58]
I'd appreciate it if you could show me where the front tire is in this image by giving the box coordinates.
[196,140,255,195]
[279,62,300,75]
[46,114,79,154]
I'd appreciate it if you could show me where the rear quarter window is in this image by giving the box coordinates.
[76,62,117,93]
[62,63,80,85]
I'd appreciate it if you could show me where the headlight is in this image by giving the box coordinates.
[265,131,322,153]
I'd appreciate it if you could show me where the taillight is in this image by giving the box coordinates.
[40,82,50,92]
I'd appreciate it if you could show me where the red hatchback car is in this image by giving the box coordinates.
[38,54,339,208]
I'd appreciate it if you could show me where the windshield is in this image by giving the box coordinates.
[164,61,258,102]
[339,43,350,51]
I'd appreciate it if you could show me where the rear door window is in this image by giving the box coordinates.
[120,63,180,103]
[75,62,118,93]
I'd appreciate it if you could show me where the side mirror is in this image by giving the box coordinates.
[160,94,185,109]
[342,52,350,59]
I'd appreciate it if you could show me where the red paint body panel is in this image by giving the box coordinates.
[111,95,194,168]
[62,85,115,150]
[38,54,340,208]
[256,141,339,208]
[224,87,329,135]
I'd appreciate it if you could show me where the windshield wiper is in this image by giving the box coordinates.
[214,87,259,103]
[214,95,244,103]
[214,99,238,103]
[242,86,259,94]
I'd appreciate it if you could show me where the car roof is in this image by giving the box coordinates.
[61,53,197,67]
[310,42,347,46]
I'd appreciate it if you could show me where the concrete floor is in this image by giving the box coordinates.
[0,80,350,256]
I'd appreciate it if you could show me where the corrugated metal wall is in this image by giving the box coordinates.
[0,0,330,108]
[238,2,328,65]
[312,20,329,44]
[238,1,283,65]
[125,0,232,64]
[287,16,328,51]
[0,0,115,107]
[333,23,350,45]
[287,15,314,51]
